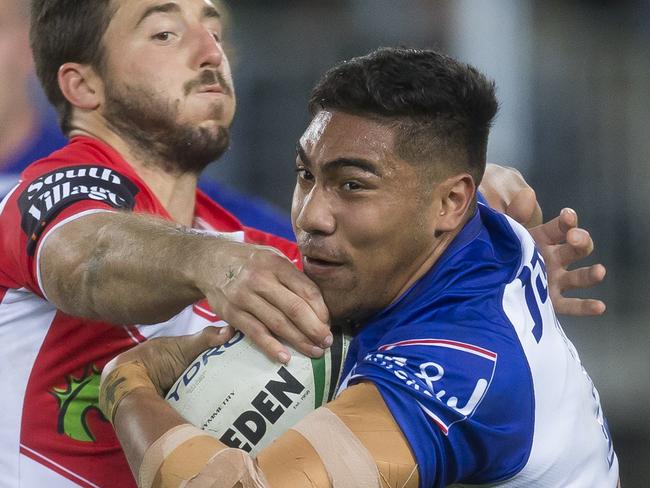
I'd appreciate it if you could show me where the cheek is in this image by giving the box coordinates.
[290,186,305,231]
[344,203,401,250]
[348,202,432,273]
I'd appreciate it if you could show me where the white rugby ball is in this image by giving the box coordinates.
[166,330,350,456]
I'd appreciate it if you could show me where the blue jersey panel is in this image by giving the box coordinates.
[340,206,536,487]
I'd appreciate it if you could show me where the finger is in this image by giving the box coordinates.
[276,264,330,325]
[506,188,542,228]
[529,208,577,246]
[197,325,236,349]
[558,265,606,292]
[222,308,293,364]
[177,327,232,364]
[258,285,332,350]
[260,266,332,347]
[230,293,324,358]
[553,297,606,316]
[559,207,578,231]
[557,228,595,266]
[260,285,332,349]
[216,258,331,349]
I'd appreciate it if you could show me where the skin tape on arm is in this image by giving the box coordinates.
[282,381,418,488]
[139,424,270,488]
[134,382,416,488]
[99,360,158,423]
[290,407,381,488]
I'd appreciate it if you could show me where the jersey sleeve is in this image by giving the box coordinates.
[0,162,140,296]
[346,320,535,487]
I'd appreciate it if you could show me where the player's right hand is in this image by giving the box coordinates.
[199,242,332,364]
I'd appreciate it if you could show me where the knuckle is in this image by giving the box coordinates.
[303,283,322,302]
[285,298,308,321]
[237,265,257,283]
[219,302,236,320]
[264,315,291,336]
[228,282,251,303]
[242,321,264,338]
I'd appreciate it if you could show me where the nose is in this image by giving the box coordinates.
[192,26,224,70]
[294,186,336,237]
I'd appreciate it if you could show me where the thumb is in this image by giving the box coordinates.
[187,326,235,357]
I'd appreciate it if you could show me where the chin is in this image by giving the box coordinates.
[328,303,371,332]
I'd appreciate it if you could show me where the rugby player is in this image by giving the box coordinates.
[99,48,619,487]
[0,0,605,486]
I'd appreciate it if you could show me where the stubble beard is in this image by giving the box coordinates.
[102,79,231,175]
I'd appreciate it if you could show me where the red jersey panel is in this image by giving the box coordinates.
[0,137,299,487]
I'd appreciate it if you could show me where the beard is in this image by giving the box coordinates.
[102,72,232,175]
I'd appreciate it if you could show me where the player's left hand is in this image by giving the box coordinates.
[480,163,543,228]
[529,208,606,316]
[102,326,235,393]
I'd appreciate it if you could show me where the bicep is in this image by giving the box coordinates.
[258,381,418,488]
[39,210,116,310]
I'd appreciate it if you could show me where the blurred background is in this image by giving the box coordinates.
[1,0,647,485]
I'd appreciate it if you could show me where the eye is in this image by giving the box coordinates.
[212,32,221,42]
[296,168,314,182]
[342,181,363,191]
[152,31,175,42]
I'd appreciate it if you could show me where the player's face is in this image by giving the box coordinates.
[292,110,441,326]
[98,0,236,172]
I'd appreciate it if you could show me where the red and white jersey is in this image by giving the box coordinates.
[0,137,300,488]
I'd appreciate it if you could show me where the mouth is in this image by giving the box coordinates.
[197,84,224,95]
[301,253,345,277]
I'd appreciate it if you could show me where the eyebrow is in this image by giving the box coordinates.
[296,143,382,177]
[136,2,220,28]
[202,4,221,20]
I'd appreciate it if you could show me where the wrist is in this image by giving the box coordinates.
[99,360,157,423]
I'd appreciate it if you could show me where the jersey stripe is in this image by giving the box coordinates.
[379,338,497,360]
[20,445,100,488]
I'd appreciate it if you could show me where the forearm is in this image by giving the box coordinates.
[114,388,213,477]
[40,212,248,324]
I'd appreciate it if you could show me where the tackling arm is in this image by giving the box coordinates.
[39,211,331,360]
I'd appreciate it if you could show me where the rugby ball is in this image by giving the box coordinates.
[166,330,350,456]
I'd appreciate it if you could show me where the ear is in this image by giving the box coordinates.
[58,63,104,111]
[435,173,476,232]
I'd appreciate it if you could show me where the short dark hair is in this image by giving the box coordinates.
[30,0,116,135]
[309,47,498,185]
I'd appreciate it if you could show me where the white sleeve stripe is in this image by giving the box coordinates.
[35,209,116,301]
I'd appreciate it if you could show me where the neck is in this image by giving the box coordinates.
[69,121,199,227]
[391,211,474,304]
[0,101,36,169]
[394,231,459,299]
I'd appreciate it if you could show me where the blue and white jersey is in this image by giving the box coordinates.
[339,204,618,488]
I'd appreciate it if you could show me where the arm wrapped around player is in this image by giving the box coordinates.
[99,328,418,488]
